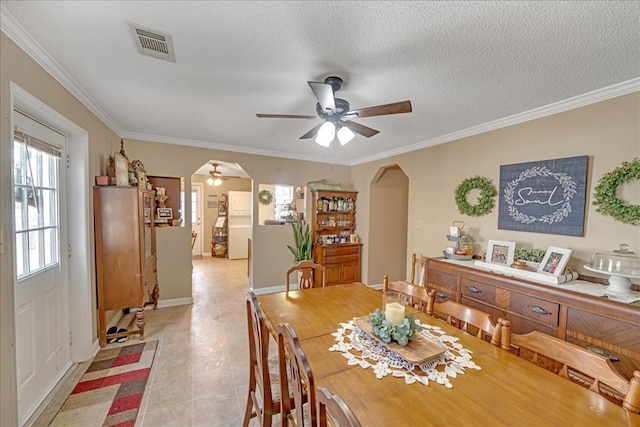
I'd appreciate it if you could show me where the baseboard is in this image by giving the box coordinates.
[252,285,287,295]
[156,297,194,308]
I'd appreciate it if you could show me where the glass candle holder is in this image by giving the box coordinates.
[383,291,407,327]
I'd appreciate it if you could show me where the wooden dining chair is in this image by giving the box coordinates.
[409,253,427,286]
[425,289,510,349]
[383,275,430,311]
[509,330,640,412]
[317,386,362,427]
[286,260,326,291]
[243,291,283,427]
[277,322,317,427]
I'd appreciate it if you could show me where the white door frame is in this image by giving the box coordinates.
[191,183,204,256]
[7,83,93,424]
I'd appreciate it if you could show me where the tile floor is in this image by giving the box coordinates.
[34,256,260,427]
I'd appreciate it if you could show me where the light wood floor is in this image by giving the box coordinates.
[33,256,259,427]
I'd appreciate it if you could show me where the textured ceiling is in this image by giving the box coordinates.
[1,1,638,165]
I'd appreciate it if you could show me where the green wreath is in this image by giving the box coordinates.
[258,189,273,205]
[592,158,640,226]
[454,176,498,216]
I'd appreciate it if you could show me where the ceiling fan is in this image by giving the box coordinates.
[207,163,241,186]
[256,76,412,147]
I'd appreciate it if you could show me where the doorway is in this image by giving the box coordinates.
[8,83,92,426]
[13,112,71,424]
[368,165,409,284]
[191,183,204,258]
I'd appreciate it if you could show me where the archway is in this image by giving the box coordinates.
[368,165,409,284]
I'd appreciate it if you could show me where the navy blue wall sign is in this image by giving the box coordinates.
[498,156,588,236]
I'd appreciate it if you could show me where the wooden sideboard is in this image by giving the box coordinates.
[314,243,362,286]
[425,257,640,379]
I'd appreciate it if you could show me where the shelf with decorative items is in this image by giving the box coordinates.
[311,190,361,286]
[212,194,228,257]
[442,221,474,260]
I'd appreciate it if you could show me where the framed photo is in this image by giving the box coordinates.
[157,208,173,219]
[537,247,573,276]
[486,240,516,266]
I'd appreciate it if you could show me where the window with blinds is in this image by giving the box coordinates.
[14,131,61,279]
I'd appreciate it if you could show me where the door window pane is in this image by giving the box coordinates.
[14,142,26,185]
[15,187,27,232]
[14,136,60,279]
[28,230,42,272]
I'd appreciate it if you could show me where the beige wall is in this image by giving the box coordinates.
[352,93,640,284]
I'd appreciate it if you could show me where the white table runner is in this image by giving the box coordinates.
[329,319,481,388]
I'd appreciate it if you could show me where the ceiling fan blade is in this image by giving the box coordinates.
[343,120,379,138]
[308,81,336,114]
[347,100,412,118]
[299,123,325,140]
[256,113,318,119]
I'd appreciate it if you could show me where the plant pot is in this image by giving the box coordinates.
[95,175,110,186]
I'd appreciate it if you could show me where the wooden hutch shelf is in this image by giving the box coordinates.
[311,190,361,286]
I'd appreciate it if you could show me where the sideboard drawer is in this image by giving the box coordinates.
[427,269,457,293]
[510,293,559,327]
[322,245,360,256]
[460,279,495,305]
[324,254,360,264]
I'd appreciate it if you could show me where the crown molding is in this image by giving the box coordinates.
[351,78,640,166]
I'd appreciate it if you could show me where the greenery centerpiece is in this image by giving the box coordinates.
[367,309,422,346]
[287,222,313,262]
[514,248,546,263]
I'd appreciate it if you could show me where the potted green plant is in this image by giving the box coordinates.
[287,222,313,262]
[514,248,546,270]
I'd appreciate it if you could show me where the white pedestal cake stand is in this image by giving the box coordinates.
[583,265,640,298]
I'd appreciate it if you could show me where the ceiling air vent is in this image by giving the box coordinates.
[128,23,176,63]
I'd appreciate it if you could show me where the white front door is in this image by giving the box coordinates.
[13,112,71,425]
[191,183,203,257]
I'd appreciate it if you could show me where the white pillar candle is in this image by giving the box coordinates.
[385,302,406,327]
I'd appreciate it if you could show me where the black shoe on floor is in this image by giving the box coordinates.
[116,328,128,343]
[106,326,118,344]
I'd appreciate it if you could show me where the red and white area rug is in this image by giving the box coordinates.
[50,340,157,427]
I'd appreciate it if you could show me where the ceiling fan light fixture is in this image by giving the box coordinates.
[337,125,355,146]
[213,177,222,186]
[207,176,214,186]
[315,121,335,147]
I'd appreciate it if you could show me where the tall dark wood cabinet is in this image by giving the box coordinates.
[311,190,362,286]
[94,186,159,347]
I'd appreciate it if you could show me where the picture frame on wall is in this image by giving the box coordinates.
[486,240,516,266]
[537,246,573,276]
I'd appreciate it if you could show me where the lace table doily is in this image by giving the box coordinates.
[328,319,481,388]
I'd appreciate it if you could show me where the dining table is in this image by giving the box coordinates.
[256,282,638,426]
